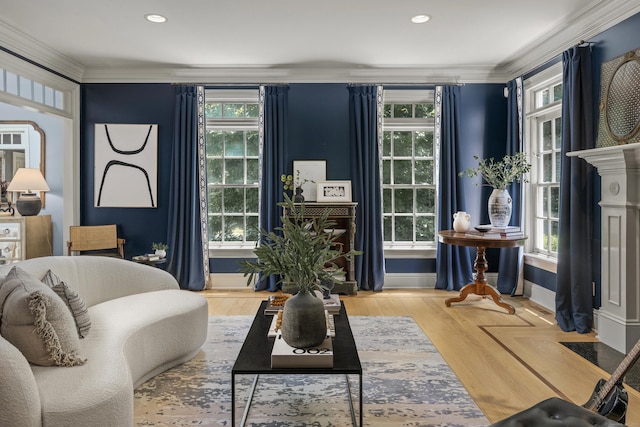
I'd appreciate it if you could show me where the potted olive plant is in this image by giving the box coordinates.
[459,152,531,227]
[239,194,361,348]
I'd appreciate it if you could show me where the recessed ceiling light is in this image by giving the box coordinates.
[411,14,431,24]
[145,14,167,23]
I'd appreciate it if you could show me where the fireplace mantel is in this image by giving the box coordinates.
[568,143,640,353]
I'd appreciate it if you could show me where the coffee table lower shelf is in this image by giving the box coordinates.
[231,300,363,426]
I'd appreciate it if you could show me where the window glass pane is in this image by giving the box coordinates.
[246,159,259,184]
[542,120,552,150]
[382,131,391,156]
[555,117,562,150]
[383,216,392,240]
[393,160,412,184]
[540,187,548,216]
[415,131,433,157]
[393,131,412,156]
[416,217,435,241]
[246,131,259,156]
[208,188,222,213]
[394,189,413,213]
[224,216,244,241]
[246,188,259,213]
[225,188,244,213]
[395,216,413,241]
[553,84,562,102]
[246,104,259,118]
[550,187,559,217]
[383,188,392,213]
[541,88,549,106]
[383,104,391,118]
[206,103,221,118]
[246,216,259,241]
[382,160,391,184]
[208,216,222,241]
[415,103,434,118]
[224,131,244,156]
[223,103,244,118]
[206,131,223,156]
[550,221,559,251]
[207,158,223,183]
[416,188,435,213]
[415,160,433,184]
[393,104,412,118]
[542,154,552,182]
[555,154,561,182]
[225,159,244,184]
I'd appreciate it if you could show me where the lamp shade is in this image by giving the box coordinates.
[7,168,50,193]
[7,168,49,216]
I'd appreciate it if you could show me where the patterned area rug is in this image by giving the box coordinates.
[134,316,488,426]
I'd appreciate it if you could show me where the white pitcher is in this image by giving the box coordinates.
[453,211,471,232]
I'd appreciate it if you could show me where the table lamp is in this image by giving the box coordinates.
[7,168,50,216]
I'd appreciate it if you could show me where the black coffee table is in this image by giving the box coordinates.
[231,300,363,426]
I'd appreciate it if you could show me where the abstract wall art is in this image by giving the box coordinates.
[94,123,158,208]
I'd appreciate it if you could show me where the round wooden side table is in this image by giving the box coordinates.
[438,230,527,314]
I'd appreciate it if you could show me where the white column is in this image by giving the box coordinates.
[569,144,640,353]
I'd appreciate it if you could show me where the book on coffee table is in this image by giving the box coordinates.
[267,310,335,338]
[271,332,333,368]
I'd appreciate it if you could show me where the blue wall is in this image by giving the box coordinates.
[81,84,175,258]
[80,82,507,274]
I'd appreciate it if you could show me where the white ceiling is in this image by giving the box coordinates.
[1,0,640,83]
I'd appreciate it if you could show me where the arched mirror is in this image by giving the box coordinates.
[0,120,46,207]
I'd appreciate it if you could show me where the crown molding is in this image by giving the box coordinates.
[0,20,85,82]
[501,0,640,80]
[80,64,509,84]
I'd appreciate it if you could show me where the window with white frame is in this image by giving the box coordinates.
[381,89,437,249]
[204,89,260,247]
[525,64,563,257]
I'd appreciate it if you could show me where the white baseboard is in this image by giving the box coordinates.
[523,280,556,312]
[209,272,500,290]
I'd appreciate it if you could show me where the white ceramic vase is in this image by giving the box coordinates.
[488,188,512,228]
[154,249,166,258]
[453,211,471,232]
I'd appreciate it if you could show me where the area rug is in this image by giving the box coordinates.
[134,316,489,426]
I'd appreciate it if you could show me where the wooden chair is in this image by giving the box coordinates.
[67,225,125,258]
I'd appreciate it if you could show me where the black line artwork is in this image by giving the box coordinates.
[94,124,158,208]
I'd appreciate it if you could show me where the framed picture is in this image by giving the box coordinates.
[94,123,158,208]
[292,160,326,201]
[316,180,352,203]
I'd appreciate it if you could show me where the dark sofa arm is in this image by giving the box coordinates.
[490,397,626,427]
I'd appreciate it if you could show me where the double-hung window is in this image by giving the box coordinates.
[380,89,437,252]
[204,89,260,248]
[525,64,563,258]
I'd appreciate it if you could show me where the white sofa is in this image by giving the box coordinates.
[0,256,208,427]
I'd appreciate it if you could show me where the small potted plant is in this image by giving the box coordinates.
[459,152,531,227]
[151,242,168,258]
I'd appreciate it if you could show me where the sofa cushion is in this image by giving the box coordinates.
[42,269,91,338]
[0,267,86,367]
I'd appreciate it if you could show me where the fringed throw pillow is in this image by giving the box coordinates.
[0,267,86,367]
[42,269,91,338]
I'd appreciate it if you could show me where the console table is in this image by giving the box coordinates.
[283,202,358,295]
[438,230,527,314]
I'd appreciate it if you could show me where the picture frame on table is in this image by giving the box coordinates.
[292,160,326,202]
[316,180,352,203]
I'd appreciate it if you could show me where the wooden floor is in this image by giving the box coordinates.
[203,288,640,425]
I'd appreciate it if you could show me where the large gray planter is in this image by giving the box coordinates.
[281,290,326,348]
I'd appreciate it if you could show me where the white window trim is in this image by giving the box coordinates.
[381,88,438,254]
[205,88,260,251]
[523,62,562,271]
